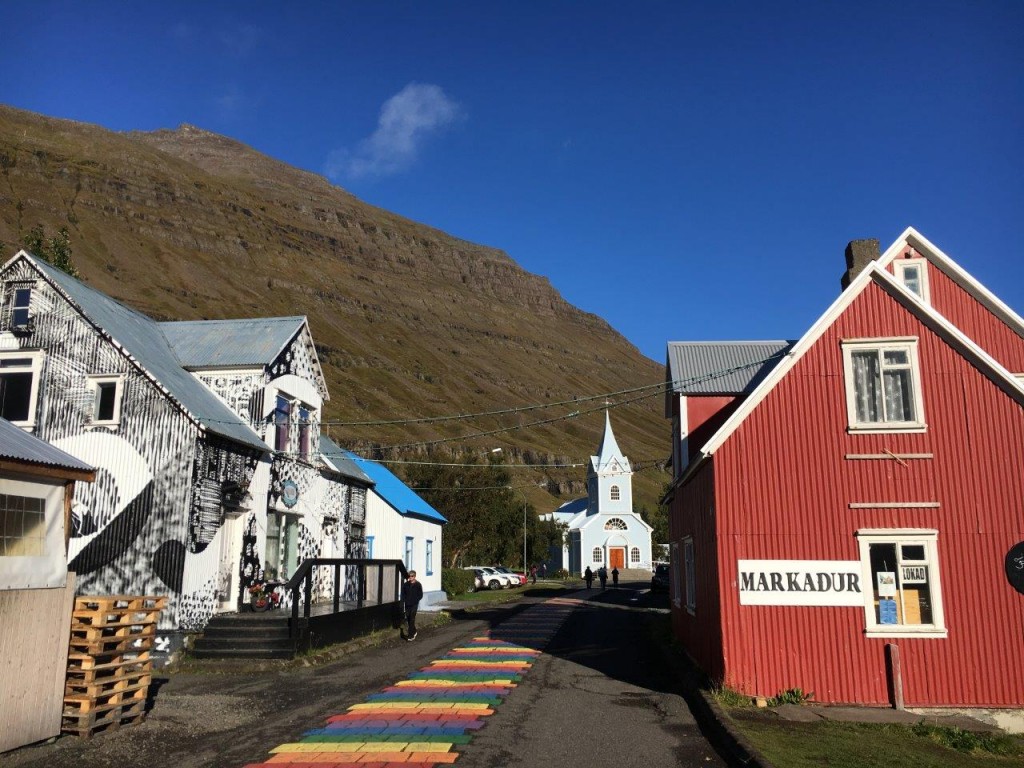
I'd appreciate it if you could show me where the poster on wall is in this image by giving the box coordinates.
[738,560,864,606]
[877,571,897,597]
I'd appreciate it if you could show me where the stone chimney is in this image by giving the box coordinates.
[841,238,880,289]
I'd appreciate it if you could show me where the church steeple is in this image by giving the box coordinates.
[595,410,625,471]
[587,411,632,516]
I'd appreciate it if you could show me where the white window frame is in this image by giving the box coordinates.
[87,374,125,427]
[894,258,930,303]
[592,547,603,564]
[610,485,620,501]
[425,539,434,576]
[856,529,946,638]
[0,350,45,428]
[630,546,640,564]
[842,338,926,433]
[404,536,414,571]
[683,537,696,614]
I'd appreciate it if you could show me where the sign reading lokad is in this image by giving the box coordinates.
[738,560,864,606]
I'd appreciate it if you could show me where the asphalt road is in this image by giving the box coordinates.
[1,584,727,768]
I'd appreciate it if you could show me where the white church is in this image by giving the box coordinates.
[544,412,653,576]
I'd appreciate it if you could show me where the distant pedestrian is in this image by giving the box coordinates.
[584,566,594,589]
[539,563,546,578]
[530,565,537,584]
[598,566,608,589]
[612,567,619,587]
[401,570,423,640]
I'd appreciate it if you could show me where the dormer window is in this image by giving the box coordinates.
[895,259,929,302]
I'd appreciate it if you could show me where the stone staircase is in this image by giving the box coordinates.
[190,613,295,660]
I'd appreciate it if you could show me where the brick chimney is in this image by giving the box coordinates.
[841,238,880,289]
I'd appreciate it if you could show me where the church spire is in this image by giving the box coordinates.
[595,410,625,469]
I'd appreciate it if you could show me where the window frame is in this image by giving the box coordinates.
[0,491,47,556]
[297,405,311,459]
[366,535,374,559]
[87,374,125,427]
[842,338,926,433]
[592,547,603,564]
[610,485,621,501]
[425,539,434,576]
[856,528,946,638]
[404,536,414,571]
[630,546,640,564]
[0,350,45,428]
[894,258,930,303]
[683,537,696,614]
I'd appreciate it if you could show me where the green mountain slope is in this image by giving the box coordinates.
[0,105,670,514]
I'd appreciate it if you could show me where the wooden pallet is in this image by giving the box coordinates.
[61,699,146,739]
[61,594,165,738]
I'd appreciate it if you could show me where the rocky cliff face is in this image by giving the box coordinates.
[0,105,669,510]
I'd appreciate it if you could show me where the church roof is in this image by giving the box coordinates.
[591,411,631,473]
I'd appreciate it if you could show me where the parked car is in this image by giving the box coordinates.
[465,566,516,589]
[494,566,527,586]
[651,563,670,592]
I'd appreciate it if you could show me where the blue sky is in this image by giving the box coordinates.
[2,2,1022,362]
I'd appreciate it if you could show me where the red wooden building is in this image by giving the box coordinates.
[664,228,1024,707]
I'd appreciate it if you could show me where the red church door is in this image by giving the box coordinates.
[610,547,625,570]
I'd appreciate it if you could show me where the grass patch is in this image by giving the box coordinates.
[724,711,1024,768]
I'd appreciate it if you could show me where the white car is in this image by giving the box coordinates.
[467,566,516,589]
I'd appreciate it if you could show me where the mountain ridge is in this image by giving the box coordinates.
[0,104,669,512]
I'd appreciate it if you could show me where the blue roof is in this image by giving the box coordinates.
[0,418,95,475]
[340,449,447,524]
[159,317,307,368]
[318,436,374,485]
[25,255,268,452]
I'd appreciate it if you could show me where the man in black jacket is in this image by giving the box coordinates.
[401,570,424,640]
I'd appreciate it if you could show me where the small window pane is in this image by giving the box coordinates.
[95,382,117,421]
[901,544,926,561]
[0,493,46,556]
[883,350,909,366]
[901,266,921,296]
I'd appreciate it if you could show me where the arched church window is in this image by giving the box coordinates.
[604,518,627,530]
[592,547,603,563]
[631,547,641,563]
[610,485,621,500]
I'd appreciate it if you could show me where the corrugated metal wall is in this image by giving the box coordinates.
[704,280,1024,705]
[0,576,76,753]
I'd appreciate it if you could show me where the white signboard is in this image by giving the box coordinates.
[738,560,863,606]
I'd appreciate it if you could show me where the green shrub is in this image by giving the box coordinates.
[554,568,570,580]
[767,687,814,706]
[441,568,477,596]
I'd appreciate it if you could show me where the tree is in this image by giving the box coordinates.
[23,224,79,277]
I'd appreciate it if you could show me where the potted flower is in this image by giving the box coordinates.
[249,582,271,611]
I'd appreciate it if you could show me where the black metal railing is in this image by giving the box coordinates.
[283,558,408,638]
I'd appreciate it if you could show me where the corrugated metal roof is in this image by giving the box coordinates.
[339,449,447,524]
[318,436,374,485]
[29,257,268,452]
[666,340,795,395]
[0,417,94,473]
[159,317,306,368]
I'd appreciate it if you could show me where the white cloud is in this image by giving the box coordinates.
[325,83,462,181]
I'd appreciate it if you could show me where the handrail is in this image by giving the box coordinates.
[284,558,408,637]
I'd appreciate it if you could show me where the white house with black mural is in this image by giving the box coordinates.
[544,412,653,576]
[0,250,370,645]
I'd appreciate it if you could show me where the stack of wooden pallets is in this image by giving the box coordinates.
[62,595,167,738]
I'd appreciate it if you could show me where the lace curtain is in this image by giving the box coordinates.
[851,349,913,423]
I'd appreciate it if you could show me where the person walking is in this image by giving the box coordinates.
[401,570,423,640]
[598,566,608,590]
[539,563,546,578]
[530,565,537,585]
[584,566,594,589]
[611,567,619,587]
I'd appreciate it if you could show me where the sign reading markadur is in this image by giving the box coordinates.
[738,560,864,606]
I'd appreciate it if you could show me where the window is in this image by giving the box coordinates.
[856,529,945,637]
[87,375,124,425]
[604,517,627,530]
[842,339,925,432]
[631,547,641,564]
[10,285,32,328]
[0,493,46,556]
[610,485,620,501]
[426,540,434,576]
[274,395,291,452]
[366,536,374,559]
[683,538,696,613]
[592,547,602,563]
[298,406,310,459]
[404,536,414,570]
[0,351,44,427]
[895,259,929,302]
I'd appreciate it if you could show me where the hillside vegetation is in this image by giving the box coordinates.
[0,105,670,514]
